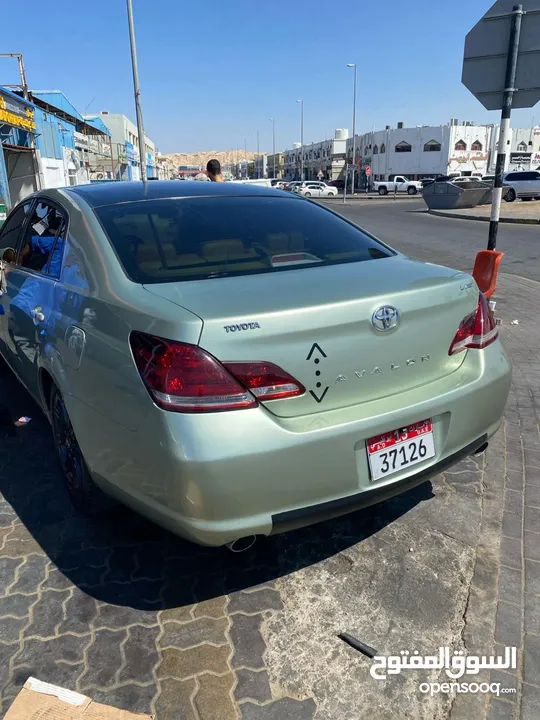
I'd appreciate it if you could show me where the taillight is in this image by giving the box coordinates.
[448,294,498,355]
[130,332,304,413]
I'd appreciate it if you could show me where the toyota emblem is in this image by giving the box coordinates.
[371,305,400,332]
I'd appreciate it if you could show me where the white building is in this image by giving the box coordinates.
[254,154,268,178]
[284,131,348,181]
[502,126,540,171]
[345,121,495,184]
[85,112,156,181]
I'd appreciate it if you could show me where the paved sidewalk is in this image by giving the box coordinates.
[428,201,540,224]
[0,275,538,719]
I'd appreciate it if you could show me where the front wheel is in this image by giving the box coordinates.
[504,188,516,202]
[304,192,311,197]
[407,186,417,195]
[378,186,388,196]
[50,386,111,515]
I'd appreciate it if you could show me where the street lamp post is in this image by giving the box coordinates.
[296,100,304,180]
[242,136,247,178]
[126,0,147,182]
[347,63,357,195]
[269,118,276,178]
[255,128,260,178]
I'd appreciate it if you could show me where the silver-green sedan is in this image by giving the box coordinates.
[0,182,511,547]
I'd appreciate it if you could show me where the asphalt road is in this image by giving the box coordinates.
[321,198,540,282]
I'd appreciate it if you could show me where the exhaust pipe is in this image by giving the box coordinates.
[225,536,257,553]
[474,442,489,455]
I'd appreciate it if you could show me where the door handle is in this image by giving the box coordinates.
[32,307,45,323]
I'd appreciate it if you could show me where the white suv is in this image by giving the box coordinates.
[297,182,338,198]
[503,170,540,202]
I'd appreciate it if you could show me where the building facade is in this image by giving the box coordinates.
[284,131,348,181]
[85,112,156,181]
[265,152,285,178]
[346,122,495,184]
[0,87,39,216]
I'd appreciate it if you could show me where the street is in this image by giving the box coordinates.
[321,198,540,282]
[0,203,538,720]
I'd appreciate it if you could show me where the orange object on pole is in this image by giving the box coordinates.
[472,250,504,298]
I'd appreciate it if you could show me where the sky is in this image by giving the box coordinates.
[1,0,537,154]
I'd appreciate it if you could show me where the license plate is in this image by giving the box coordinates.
[366,419,435,482]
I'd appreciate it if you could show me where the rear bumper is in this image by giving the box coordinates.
[271,434,487,534]
[74,341,511,546]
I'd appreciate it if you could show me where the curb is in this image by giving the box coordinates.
[427,209,540,225]
[324,195,421,202]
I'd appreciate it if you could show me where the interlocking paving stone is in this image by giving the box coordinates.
[194,672,237,720]
[524,531,540,562]
[525,558,540,597]
[524,506,540,534]
[94,601,158,630]
[192,596,228,619]
[157,644,231,679]
[494,600,523,647]
[521,682,540,720]
[9,555,48,594]
[0,616,26,645]
[240,698,317,720]
[228,588,283,615]
[234,668,272,703]
[154,677,198,720]
[525,594,540,634]
[0,592,38,618]
[117,624,161,685]
[505,471,524,491]
[502,509,523,540]
[230,614,266,670]
[13,633,88,673]
[498,565,522,603]
[57,589,99,635]
[0,557,23,592]
[79,628,126,689]
[25,588,71,639]
[487,698,517,720]
[162,617,229,650]
[525,484,540,508]
[523,633,540,687]
[499,536,523,570]
[88,683,157,716]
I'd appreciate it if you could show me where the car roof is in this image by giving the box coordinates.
[63,180,291,208]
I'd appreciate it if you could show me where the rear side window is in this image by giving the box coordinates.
[95,196,394,283]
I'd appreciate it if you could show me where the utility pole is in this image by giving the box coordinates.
[255,128,260,178]
[269,118,276,178]
[126,0,147,181]
[242,137,247,178]
[347,63,357,195]
[297,100,304,180]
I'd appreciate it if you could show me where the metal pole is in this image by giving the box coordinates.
[256,129,260,177]
[343,168,348,204]
[110,137,115,179]
[297,100,304,180]
[348,64,357,195]
[488,3,523,251]
[243,137,248,178]
[126,0,147,182]
[270,118,276,178]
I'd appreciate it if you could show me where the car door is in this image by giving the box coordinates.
[4,199,67,399]
[393,176,406,192]
[0,200,33,361]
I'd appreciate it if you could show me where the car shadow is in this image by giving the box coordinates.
[0,359,434,611]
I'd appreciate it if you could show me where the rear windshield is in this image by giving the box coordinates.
[95,196,394,283]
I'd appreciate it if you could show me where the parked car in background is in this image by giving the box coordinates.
[373,176,423,196]
[296,182,338,198]
[0,182,511,548]
[421,178,436,188]
[481,175,496,183]
[328,179,345,191]
[503,170,540,202]
[286,181,302,193]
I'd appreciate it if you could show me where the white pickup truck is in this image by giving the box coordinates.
[373,176,423,196]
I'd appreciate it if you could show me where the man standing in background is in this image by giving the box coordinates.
[206,159,224,182]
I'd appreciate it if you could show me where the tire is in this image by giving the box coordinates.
[50,385,113,515]
[407,186,417,195]
[304,192,311,197]
[522,196,532,202]
[378,186,388,196]
[504,188,516,202]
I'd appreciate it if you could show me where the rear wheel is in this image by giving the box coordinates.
[50,386,111,515]
[378,186,388,196]
[304,192,311,197]
[504,188,516,202]
[407,186,417,195]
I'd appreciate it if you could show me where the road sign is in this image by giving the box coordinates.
[366,166,372,177]
[462,0,540,110]
[347,164,357,171]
